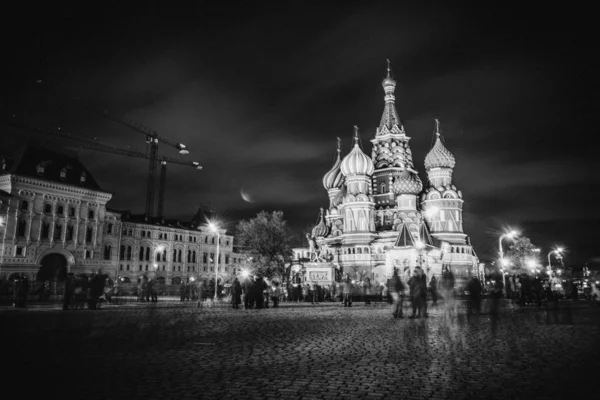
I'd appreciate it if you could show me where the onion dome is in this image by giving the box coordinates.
[381,59,396,90]
[341,126,374,176]
[424,119,455,170]
[323,138,344,190]
[392,169,423,195]
[311,208,330,238]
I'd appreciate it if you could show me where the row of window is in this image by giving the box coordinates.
[21,200,97,219]
[16,220,94,242]
[117,245,233,264]
[121,228,230,245]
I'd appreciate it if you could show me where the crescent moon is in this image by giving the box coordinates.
[240,188,253,203]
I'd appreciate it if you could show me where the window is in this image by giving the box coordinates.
[69,207,75,217]
[42,222,50,239]
[138,246,144,261]
[156,252,160,262]
[142,231,146,237]
[188,250,191,263]
[104,245,111,260]
[204,266,207,272]
[203,253,208,263]
[15,246,26,256]
[212,237,215,244]
[204,236,208,244]
[85,250,92,259]
[17,220,26,237]
[119,265,123,271]
[380,182,386,193]
[225,255,229,264]
[193,251,196,263]
[173,249,177,262]
[107,224,113,234]
[139,265,143,271]
[86,227,93,242]
[127,246,132,261]
[126,265,130,271]
[145,247,150,261]
[57,205,64,215]
[88,210,95,219]
[67,226,74,241]
[178,249,182,263]
[20,200,28,211]
[44,204,52,214]
[54,224,62,240]
[226,240,229,246]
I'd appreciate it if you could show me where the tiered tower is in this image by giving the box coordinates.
[371,60,422,231]
[422,119,466,244]
[339,126,376,244]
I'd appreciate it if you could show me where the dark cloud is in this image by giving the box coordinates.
[1,3,595,266]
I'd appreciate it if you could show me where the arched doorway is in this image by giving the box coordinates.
[37,254,68,282]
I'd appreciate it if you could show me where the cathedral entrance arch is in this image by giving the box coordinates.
[37,253,69,282]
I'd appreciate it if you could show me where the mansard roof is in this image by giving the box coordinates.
[2,144,103,191]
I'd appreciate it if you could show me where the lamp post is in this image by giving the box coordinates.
[209,222,220,301]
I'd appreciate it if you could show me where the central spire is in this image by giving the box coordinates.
[353,125,360,145]
[378,60,403,135]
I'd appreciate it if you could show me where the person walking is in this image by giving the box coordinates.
[429,275,439,308]
[468,276,482,315]
[343,275,353,307]
[419,269,428,318]
[231,277,242,309]
[63,273,75,310]
[254,276,266,309]
[389,268,405,318]
[408,270,422,318]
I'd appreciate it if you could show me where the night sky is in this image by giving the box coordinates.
[1,3,596,267]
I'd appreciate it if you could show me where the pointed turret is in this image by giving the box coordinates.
[377,60,404,135]
[425,119,456,170]
[323,137,344,190]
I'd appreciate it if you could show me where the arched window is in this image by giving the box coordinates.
[162,250,167,262]
[145,247,150,261]
[126,246,132,260]
[380,182,386,193]
[173,249,177,262]
[212,237,215,244]
[357,248,362,254]
[193,251,197,263]
[138,247,144,261]
[120,245,125,260]
[17,220,27,237]
[178,249,182,262]
[188,250,191,263]
[156,252,160,262]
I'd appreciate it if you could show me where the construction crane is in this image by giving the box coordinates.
[96,109,190,218]
[2,117,202,219]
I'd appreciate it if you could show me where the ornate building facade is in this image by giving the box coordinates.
[0,145,242,289]
[315,64,480,290]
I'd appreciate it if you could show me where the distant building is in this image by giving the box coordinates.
[0,145,242,288]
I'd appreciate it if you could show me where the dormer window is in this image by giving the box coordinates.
[60,167,67,180]
[80,171,86,184]
[36,163,45,175]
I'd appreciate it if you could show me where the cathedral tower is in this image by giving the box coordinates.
[370,61,422,228]
[422,120,466,244]
[339,126,376,242]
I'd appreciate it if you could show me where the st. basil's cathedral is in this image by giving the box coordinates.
[306,63,481,290]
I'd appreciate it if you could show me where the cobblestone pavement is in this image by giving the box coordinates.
[2,300,600,400]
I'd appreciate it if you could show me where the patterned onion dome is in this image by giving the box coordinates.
[341,127,374,176]
[311,208,330,238]
[424,135,455,170]
[323,153,344,190]
[392,170,423,195]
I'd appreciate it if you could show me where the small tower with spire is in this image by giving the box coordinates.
[422,119,466,243]
[339,126,376,238]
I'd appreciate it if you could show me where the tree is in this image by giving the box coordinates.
[235,211,294,283]
[505,236,540,276]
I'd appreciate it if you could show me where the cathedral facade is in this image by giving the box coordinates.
[314,65,480,290]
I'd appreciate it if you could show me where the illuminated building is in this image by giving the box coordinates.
[316,63,480,289]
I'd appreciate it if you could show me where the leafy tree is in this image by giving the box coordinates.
[235,211,294,283]
[505,236,540,276]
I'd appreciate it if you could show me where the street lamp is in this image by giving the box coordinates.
[209,222,221,301]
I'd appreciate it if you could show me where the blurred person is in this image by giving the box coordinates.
[389,268,405,318]
[63,273,75,310]
[419,269,428,318]
[363,278,371,305]
[467,276,482,315]
[408,270,422,318]
[429,275,439,308]
[179,281,186,302]
[271,282,281,308]
[231,277,242,309]
[441,265,456,315]
[254,275,267,309]
[196,283,205,309]
[343,275,353,307]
